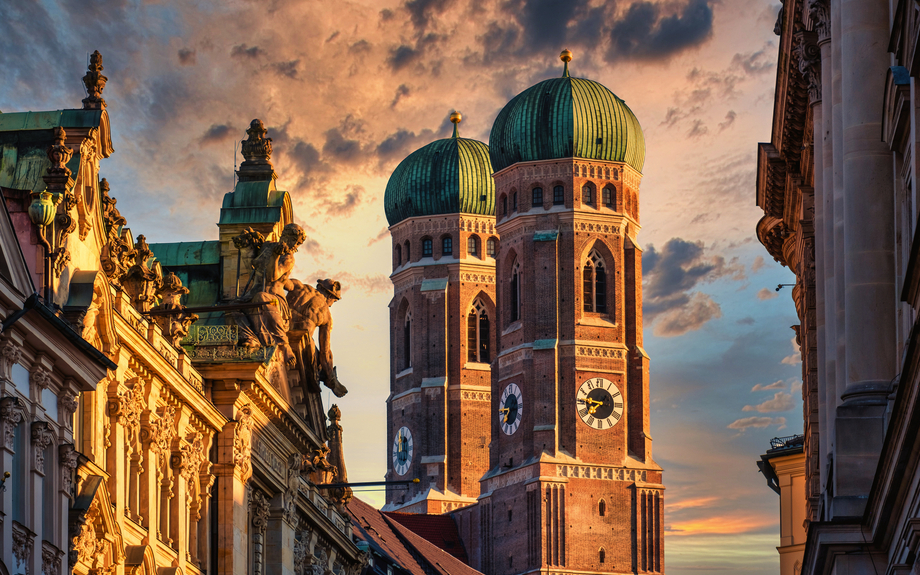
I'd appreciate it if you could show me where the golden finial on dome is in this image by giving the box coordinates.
[450,110,462,138]
[561,49,572,77]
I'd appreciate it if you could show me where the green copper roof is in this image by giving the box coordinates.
[219,179,292,225]
[489,76,645,173]
[0,109,103,132]
[384,136,494,226]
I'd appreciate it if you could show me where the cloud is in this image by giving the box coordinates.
[727,416,786,432]
[756,287,778,300]
[781,336,801,365]
[667,496,718,511]
[200,124,235,145]
[736,316,755,326]
[742,391,794,413]
[313,270,391,296]
[751,380,785,391]
[391,84,411,108]
[687,119,708,139]
[231,44,264,59]
[751,255,767,273]
[606,0,714,61]
[718,110,736,131]
[652,292,722,337]
[731,44,775,75]
[666,513,774,535]
[367,227,390,246]
[642,238,744,334]
[271,59,301,79]
[178,48,196,66]
[321,185,365,217]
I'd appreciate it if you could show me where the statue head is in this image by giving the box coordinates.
[316,279,342,304]
[279,223,306,251]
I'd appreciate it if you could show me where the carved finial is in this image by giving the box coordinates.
[328,404,342,423]
[560,49,572,77]
[237,119,276,182]
[82,50,108,110]
[46,127,74,178]
[450,111,462,138]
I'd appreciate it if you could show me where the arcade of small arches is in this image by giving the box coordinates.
[497,180,638,222]
[393,234,498,269]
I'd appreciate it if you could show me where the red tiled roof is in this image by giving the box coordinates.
[347,498,482,575]
[383,512,469,564]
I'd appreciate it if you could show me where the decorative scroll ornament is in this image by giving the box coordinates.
[808,0,830,43]
[109,382,145,447]
[99,179,127,240]
[142,405,175,454]
[60,444,79,497]
[31,422,55,473]
[1,340,22,368]
[794,31,821,104]
[122,235,161,313]
[151,273,199,347]
[0,396,25,449]
[31,366,53,395]
[82,50,108,110]
[251,489,271,575]
[59,391,79,429]
[233,404,254,479]
[180,432,207,482]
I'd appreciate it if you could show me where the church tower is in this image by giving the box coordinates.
[382,113,498,513]
[452,51,664,575]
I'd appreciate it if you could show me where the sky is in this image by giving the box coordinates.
[1,0,799,572]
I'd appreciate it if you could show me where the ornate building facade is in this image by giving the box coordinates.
[383,53,664,575]
[755,0,920,572]
[0,52,374,575]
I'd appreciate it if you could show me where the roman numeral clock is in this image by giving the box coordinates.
[577,377,624,430]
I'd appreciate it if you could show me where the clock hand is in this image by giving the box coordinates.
[499,407,510,423]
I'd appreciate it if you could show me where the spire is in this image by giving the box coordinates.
[560,48,573,77]
[450,111,462,138]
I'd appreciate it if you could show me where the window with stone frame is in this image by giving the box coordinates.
[468,235,479,257]
[553,185,565,205]
[402,309,412,370]
[442,236,453,256]
[532,187,543,208]
[487,237,497,258]
[583,249,608,314]
[510,259,522,323]
[422,238,433,258]
[582,184,593,205]
[467,299,491,363]
[603,186,613,208]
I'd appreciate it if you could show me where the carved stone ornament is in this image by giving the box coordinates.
[13,521,35,575]
[122,235,161,313]
[99,179,127,240]
[41,541,64,575]
[31,366,53,394]
[59,391,79,429]
[141,404,175,453]
[0,396,25,449]
[233,404,254,479]
[293,536,308,575]
[232,227,265,252]
[46,127,74,180]
[69,498,101,566]
[794,31,821,104]
[82,50,108,110]
[60,444,79,497]
[237,119,276,182]
[180,432,207,483]
[325,404,352,507]
[151,273,199,347]
[808,0,830,43]
[309,444,337,486]
[31,421,56,473]
[251,489,270,531]
[1,340,23,369]
[108,381,145,447]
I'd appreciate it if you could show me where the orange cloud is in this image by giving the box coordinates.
[666,514,774,536]
[667,496,718,511]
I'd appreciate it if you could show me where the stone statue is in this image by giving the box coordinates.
[287,278,348,434]
[239,223,307,367]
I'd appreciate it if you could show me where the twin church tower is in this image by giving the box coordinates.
[381,52,664,575]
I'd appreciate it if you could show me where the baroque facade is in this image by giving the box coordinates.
[383,53,664,575]
[0,52,381,575]
[755,0,920,572]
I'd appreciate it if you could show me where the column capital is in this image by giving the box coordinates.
[794,30,822,105]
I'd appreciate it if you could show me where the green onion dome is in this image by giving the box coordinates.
[384,114,495,226]
[489,50,646,174]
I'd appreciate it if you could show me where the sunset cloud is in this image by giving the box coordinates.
[757,287,778,300]
[666,513,775,535]
[727,416,786,432]
[751,380,785,391]
[742,391,794,413]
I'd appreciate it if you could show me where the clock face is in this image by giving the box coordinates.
[577,377,623,430]
[499,383,523,435]
[392,426,413,476]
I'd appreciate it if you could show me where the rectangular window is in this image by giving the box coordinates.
[553,186,564,205]
[512,192,518,212]
[532,187,543,208]
[468,236,478,256]
[422,238,433,257]
[603,187,613,207]
[487,238,497,257]
[583,186,593,204]
[442,237,453,255]
[501,196,508,216]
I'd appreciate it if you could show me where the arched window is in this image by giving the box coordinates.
[422,238,433,258]
[501,195,508,217]
[468,236,479,257]
[402,310,412,370]
[583,250,607,314]
[613,169,619,180]
[404,241,411,262]
[599,548,606,564]
[532,187,543,208]
[467,299,491,363]
[512,192,518,212]
[395,244,402,267]
[442,236,453,256]
[582,185,593,205]
[598,499,607,516]
[487,238,497,258]
[553,185,565,205]
[510,259,522,322]
[603,187,613,208]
